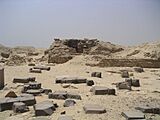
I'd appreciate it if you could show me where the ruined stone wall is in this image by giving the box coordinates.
[96,59,160,68]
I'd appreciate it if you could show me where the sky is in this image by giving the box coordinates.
[0,0,160,48]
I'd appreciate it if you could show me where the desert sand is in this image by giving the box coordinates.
[0,39,160,120]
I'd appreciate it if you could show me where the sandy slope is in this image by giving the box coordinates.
[0,55,160,120]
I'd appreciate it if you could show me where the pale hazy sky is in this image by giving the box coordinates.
[0,0,160,48]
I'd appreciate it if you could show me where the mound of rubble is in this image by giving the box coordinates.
[45,38,124,64]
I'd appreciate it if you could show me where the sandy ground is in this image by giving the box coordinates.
[0,55,160,120]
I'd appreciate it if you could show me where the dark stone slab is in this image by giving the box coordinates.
[12,102,29,113]
[48,91,67,100]
[67,92,82,100]
[90,86,116,95]
[55,76,87,84]
[86,80,94,86]
[91,72,102,78]
[121,71,129,78]
[135,106,160,114]
[34,101,55,116]
[116,82,131,90]
[33,66,51,71]
[13,77,36,83]
[30,68,42,73]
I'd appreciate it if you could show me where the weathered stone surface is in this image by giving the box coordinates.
[116,82,131,90]
[34,101,55,116]
[134,67,144,73]
[121,111,145,119]
[67,92,82,100]
[1,52,10,58]
[83,104,106,114]
[96,59,160,68]
[5,90,17,98]
[12,102,29,113]
[64,99,76,107]
[0,67,4,89]
[13,77,36,83]
[29,68,42,73]
[58,115,73,120]
[0,96,36,111]
[91,72,102,78]
[90,86,116,95]
[33,66,51,71]
[48,55,73,64]
[121,71,129,78]
[125,78,140,87]
[135,106,160,114]
[86,80,94,86]
[26,89,42,96]
[41,88,52,95]
[48,91,67,100]
[26,82,41,89]
[55,76,87,84]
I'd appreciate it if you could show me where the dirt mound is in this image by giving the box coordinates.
[45,38,124,64]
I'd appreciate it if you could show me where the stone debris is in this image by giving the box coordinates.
[121,111,145,120]
[26,89,42,96]
[29,68,42,73]
[125,78,140,87]
[48,91,67,100]
[134,67,144,73]
[28,63,36,66]
[5,90,17,98]
[0,96,36,111]
[116,82,131,90]
[55,76,87,84]
[1,52,10,58]
[0,67,4,89]
[33,66,51,71]
[40,88,52,95]
[91,72,102,78]
[67,92,82,100]
[86,80,94,86]
[34,101,56,116]
[48,91,81,100]
[135,106,160,114]
[12,102,29,113]
[25,82,41,89]
[121,71,129,78]
[58,115,73,120]
[64,99,76,107]
[90,86,116,95]
[13,77,36,83]
[83,104,106,114]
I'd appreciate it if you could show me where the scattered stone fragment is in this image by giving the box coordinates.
[90,86,116,95]
[61,84,71,88]
[55,76,87,84]
[1,52,10,58]
[48,91,67,100]
[0,96,36,111]
[135,106,160,114]
[33,66,51,71]
[58,115,73,120]
[34,101,55,116]
[13,77,36,83]
[91,72,102,78]
[27,82,42,89]
[26,89,42,96]
[121,111,145,120]
[41,88,52,95]
[134,67,144,73]
[125,78,140,87]
[83,104,106,114]
[86,80,94,86]
[28,63,36,66]
[0,67,4,89]
[5,90,17,98]
[64,99,76,107]
[116,82,131,90]
[121,71,129,78]
[30,68,42,73]
[67,92,82,100]
[12,102,29,113]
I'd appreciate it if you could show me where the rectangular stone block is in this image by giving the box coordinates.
[33,66,50,71]
[13,77,36,83]
[90,86,115,95]
[0,67,4,89]
[121,111,145,120]
[135,106,160,114]
[83,104,106,114]
[48,91,67,100]
[55,76,87,84]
